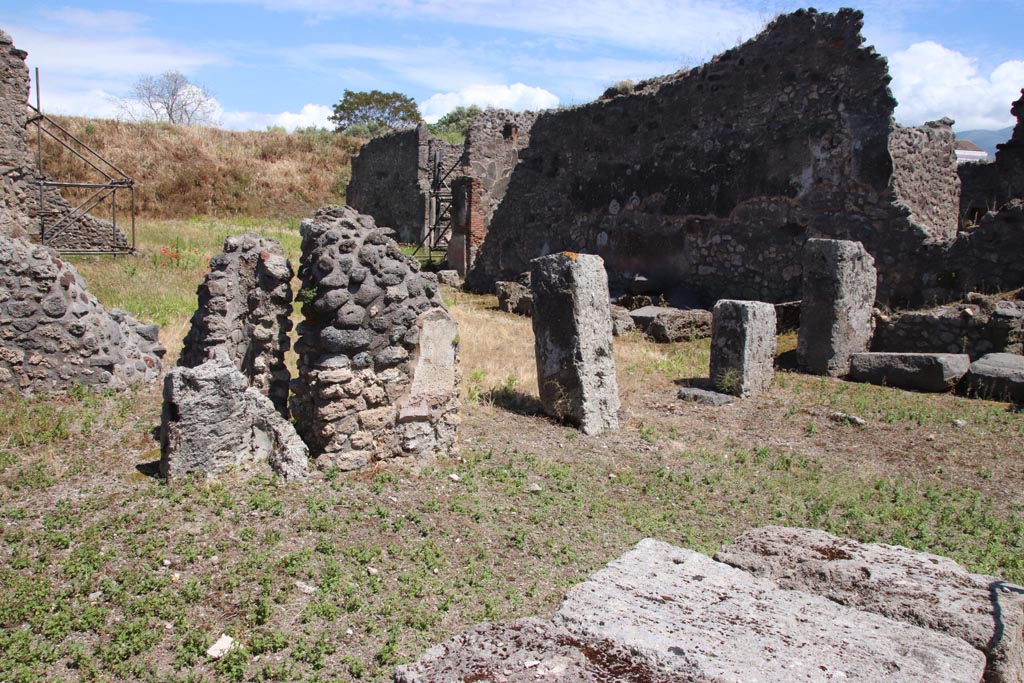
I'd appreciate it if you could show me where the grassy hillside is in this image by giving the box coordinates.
[31,117,363,220]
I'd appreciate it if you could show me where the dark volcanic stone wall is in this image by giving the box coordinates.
[291,206,459,471]
[959,89,1024,218]
[465,10,963,307]
[0,30,127,251]
[347,124,461,244]
[0,233,164,392]
[179,233,294,416]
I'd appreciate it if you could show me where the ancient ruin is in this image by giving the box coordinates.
[0,233,163,392]
[347,124,462,246]
[797,239,877,377]
[1,30,128,251]
[848,352,970,393]
[398,530,1020,682]
[159,351,308,480]
[179,233,294,415]
[710,299,776,397]
[290,205,459,470]
[531,252,619,434]
[324,9,1021,313]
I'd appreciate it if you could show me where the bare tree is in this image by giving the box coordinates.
[121,70,219,126]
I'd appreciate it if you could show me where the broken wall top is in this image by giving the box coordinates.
[465,9,965,306]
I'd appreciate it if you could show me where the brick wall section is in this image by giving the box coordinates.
[464,9,1013,308]
[447,176,487,277]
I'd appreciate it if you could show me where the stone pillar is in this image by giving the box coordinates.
[710,300,776,396]
[290,205,460,471]
[798,239,877,376]
[179,233,294,416]
[531,252,619,434]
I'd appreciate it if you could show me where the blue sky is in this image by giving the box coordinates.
[2,1,1022,132]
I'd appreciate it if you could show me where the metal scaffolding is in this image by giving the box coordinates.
[26,68,135,254]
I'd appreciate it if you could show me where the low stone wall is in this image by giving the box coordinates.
[873,298,1023,360]
[0,233,163,392]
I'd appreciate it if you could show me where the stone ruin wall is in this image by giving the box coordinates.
[448,110,538,276]
[347,123,461,245]
[290,206,459,471]
[463,9,1022,309]
[178,233,294,415]
[0,233,163,392]
[959,89,1024,219]
[0,30,127,251]
[889,119,960,238]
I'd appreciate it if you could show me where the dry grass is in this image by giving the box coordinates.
[31,117,363,220]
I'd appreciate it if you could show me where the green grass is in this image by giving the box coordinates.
[0,216,1021,682]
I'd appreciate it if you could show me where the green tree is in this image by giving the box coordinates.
[428,105,483,143]
[329,90,422,136]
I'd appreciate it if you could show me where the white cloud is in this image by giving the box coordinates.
[39,7,150,33]
[176,0,764,58]
[220,103,333,131]
[889,41,1024,130]
[419,84,560,122]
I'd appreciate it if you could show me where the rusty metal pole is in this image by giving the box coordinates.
[35,68,45,241]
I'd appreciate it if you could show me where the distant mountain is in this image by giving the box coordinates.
[955,127,1014,157]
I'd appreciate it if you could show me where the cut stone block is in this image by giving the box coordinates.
[626,304,668,331]
[609,304,635,336]
[848,352,970,392]
[495,280,533,316]
[159,351,308,480]
[798,239,877,376]
[647,308,713,343]
[715,526,1024,683]
[555,538,986,683]
[531,252,620,435]
[710,299,777,396]
[677,386,736,406]
[960,352,1024,403]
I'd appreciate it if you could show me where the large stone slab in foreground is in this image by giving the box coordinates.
[555,538,984,682]
[715,526,1024,683]
[397,536,988,683]
[848,352,970,392]
[798,239,877,376]
[531,252,619,435]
